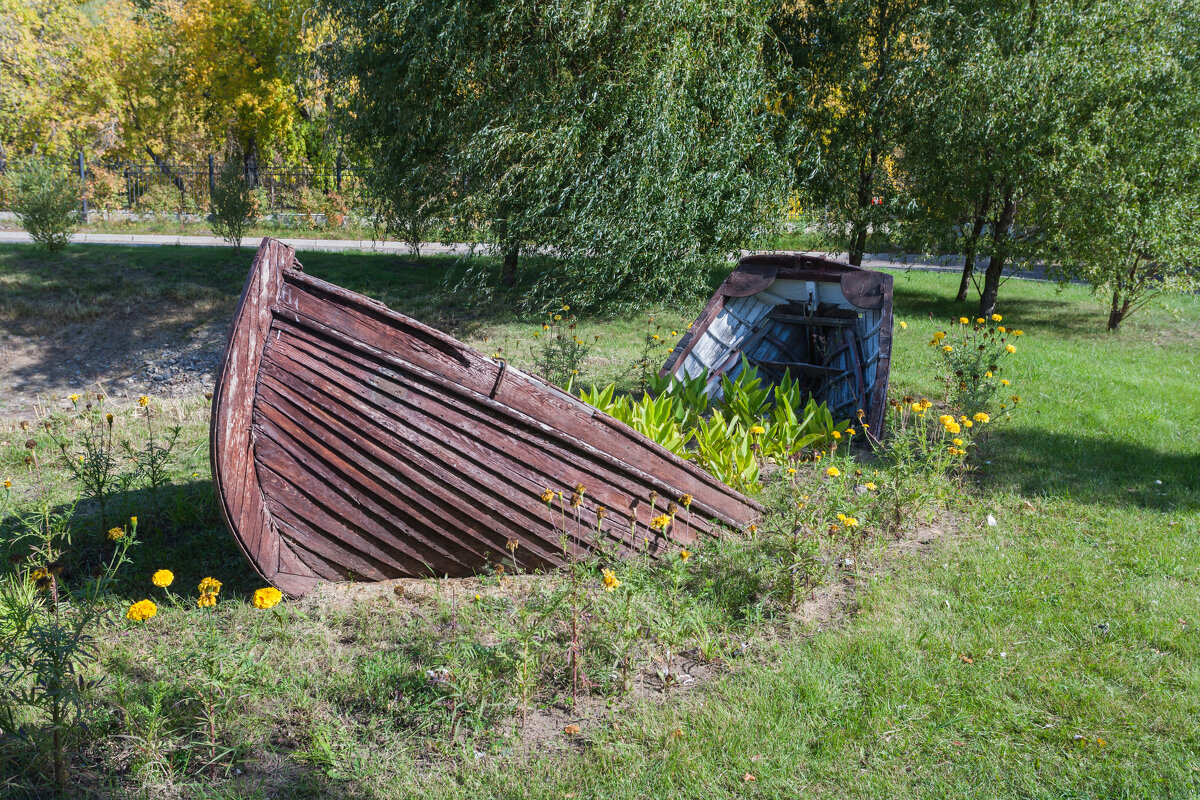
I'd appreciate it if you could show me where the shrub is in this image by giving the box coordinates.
[6,158,78,252]
[209,160,258,251]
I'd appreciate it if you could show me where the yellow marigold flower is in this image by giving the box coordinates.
[554,314,562,321]
[943,420,961,434]
[562,304,570,311]
[991,314,1002,322]
[69,393,81,403]
[1013,329,1024,336]
[602,568,620,591]
[650,514,672,531]
[826,467,841,477]
[998,326,1006,333]
[844,517,859,528]
[253,587,283,609]
[963,419,973,428]
[543,324,550,330]
[973,412,990,423]
[30,567,49,582]
[107,527,125,541]
[899,320,908,329]
[985,371,992,378]
[953,438,963,446]
[942,345,953,352]
[933,331,946,341]
[787,467,797,474]
[911,402,923,413]
[3,478,11,489]
[130,516,138,528]
[680,549,691,561]
[750,425,766,435]
[976,317,985,324]
[197,592,217,609]
[126,599,157,622]
[138,395,150,407]
[680,494,693,508]
[958,317,968,325]
[151,569,173,588]
[198,577,222,595]
[541,488,554,503]
[1005,344,1016,353]
[1000,379,1010,386]
[652,334,660,340]
[748,523,758,534]
[830,430,841,439]
[865,482,877,491]
[939,414,954,425]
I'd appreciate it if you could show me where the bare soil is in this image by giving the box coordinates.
[0,312,227,420]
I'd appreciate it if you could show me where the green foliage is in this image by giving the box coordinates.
[209,159,258,252]
[6,158,78,252]
[582,362,851,494]
[322,0,788,305]
[1043,0,1200,331]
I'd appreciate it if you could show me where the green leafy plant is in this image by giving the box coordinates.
[531,306,591,389]
[7,158,78,252]
[0,445,137,794]
[209,159,258,252]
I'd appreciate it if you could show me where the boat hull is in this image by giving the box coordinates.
[662,253,894,432]
[212,239,761,596]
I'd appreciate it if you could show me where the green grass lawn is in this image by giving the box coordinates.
[0,245,1197,798]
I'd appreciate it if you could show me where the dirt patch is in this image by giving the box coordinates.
[0,313,227,419]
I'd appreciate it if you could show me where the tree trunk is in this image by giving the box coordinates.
[956,193,990,302]
[1107,289,1127,331]
[501,245,519,288]
[849,149,880,266]
[242,135,260,189]
[848,226,867,266]
[979,188,1017,318]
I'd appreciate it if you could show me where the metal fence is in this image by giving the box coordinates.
[0,153,363,219]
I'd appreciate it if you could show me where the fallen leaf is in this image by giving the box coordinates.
[960,655,974,664]
[743,772,757,782]
[564,724,580,735]
[672,728,684,738]
[750,754,765,762]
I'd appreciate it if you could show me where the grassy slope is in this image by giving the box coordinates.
[2,246,1198,798]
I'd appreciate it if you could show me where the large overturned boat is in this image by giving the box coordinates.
[662,253,894,432]
[211,239,760,597]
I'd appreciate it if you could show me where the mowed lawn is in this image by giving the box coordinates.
[1,244,1198,798]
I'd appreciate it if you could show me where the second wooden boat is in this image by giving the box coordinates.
[211,239,761,597]
[662,253,894,432]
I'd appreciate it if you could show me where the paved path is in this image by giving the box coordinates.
[0,230,478,255]
[0,230,1061,283]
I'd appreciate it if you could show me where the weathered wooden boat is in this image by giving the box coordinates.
[661,253,894,432]
[211,239,760,597]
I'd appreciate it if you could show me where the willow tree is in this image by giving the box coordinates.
[771,0,927,266]
[321,0,787,302]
